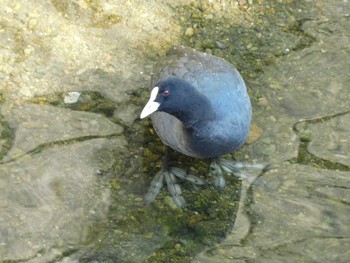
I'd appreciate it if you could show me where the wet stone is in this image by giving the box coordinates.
[193,164,350,262]
[260,4,350,120]
[0,103,123,161]
[0,0,349,262]
[0,137,124,261]
[307,113,350,167]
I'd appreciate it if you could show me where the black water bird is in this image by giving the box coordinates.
[141,46,262,207]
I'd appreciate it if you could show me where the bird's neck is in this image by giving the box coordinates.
[174,94,216,129]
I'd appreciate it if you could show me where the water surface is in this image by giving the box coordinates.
[0,0,349,262]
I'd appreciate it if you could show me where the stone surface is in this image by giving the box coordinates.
[0,0,349,262]
[1,102,123,161]
[308,113,350,166]
[0,137,125,261]
[194,164,350,263]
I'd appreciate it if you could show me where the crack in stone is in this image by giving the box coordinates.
[0,133,121,165]
[289,110,350,171]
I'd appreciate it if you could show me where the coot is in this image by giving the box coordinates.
[141,46,257,207]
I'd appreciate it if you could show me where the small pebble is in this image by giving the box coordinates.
[64,92,80,104]
[212,4,221,12]
[185,27,194,37]
[215,41,227,49]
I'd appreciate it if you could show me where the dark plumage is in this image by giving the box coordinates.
[141,46,256,207]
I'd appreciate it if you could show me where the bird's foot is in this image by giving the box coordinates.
[144,167,205,208]
[210,158,269,187]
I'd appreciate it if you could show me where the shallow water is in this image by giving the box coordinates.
[0,0,349,262]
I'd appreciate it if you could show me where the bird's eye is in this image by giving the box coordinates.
[162,90,170,97]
